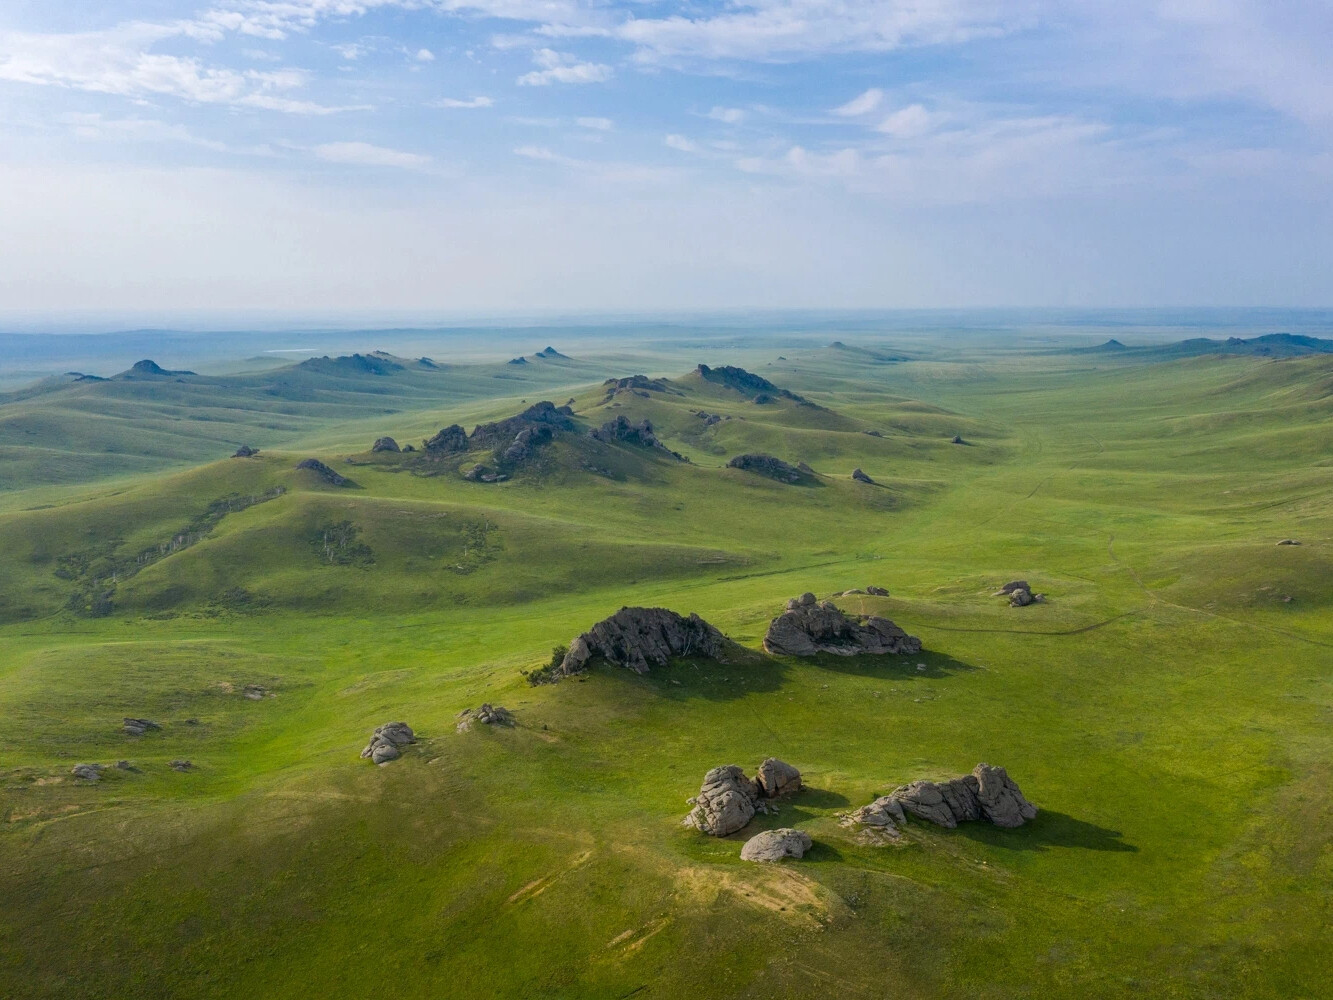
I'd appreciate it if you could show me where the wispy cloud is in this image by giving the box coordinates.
[832,88,884,117]
[665,134,700,153]
[314,141,430,168]
[431,96,495,109]
[576,116,614,130]
[517,48,613,86]
[706,106,745,124]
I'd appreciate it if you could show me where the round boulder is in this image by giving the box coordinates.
[740,828,812,862]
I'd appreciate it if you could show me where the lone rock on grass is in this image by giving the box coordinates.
[555,607,728,678]
[847,763,1036,835]
[361,721,415,764]
[456,704,515,732]
[685,759,803,836]
[764,596,921,657]
[740,828,812,862]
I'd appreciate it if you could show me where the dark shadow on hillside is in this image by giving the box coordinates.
[950,810,1137,853]
[586,643,788,703]
[803,649,979,681]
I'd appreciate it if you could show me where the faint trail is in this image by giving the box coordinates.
[919,610,1139,637]
[1108,535,1333,649]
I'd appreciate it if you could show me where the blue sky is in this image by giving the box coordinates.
[0,0,1330,317]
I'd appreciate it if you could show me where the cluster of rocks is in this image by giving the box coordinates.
[71,760,141,782]
[360,721,415,764]
[726,453,806,483]
[456,703,515,732]
[833,586,889,597]
[589,415,684,459]
[763,593,921,657]
[556,606,728,677]
[425,423,468,453]
[123,717,161,736]
[684,758,803,836]
[694,410,725,426]
[601,374,670,400]
[694,364,816,407]
[232,445,259,458]
[995,580,1044,607]
[844,763,1036,836]
[462,464,508,483]
[170,759,194,772]
[296,458,354,487]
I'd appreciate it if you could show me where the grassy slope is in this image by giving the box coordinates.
[0,349,1330,998]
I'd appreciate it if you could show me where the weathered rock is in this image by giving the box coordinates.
[1009,587,1034,607]
[360,721,415,763]
[997,580,1030,595]
[589,415,682,459]
[232,445,258,458]
[470,401,575,452]
[122,717,161,736]
[296,458,352,487]
[740,828,812,862]
[557,607,727,677]
[169,760,194,772]
[425,424,468,453]
[1276,539,1301,546]
[71,763,104,782]
[456,703,515,732]
[866,586,889,596]
[115,760,139,772]
[855,763,1037,832]
[694,364,815,406]
[727,453,804,483]
[685,765,759,836]
[851,467,875,484]
[951,435,965,444]
[764,598,921,657]
[243,685,266,700]
[756,757,802,798]
[372,436,400,453]
[973,763,1038,827]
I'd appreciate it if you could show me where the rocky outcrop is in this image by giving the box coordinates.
[851,467,874,484]
[296,458,353,487]
[232,445,258,458]
[169,759,194,772]
[372,436,400,453]
[995,580,1044,606]
[462,463,507,483]
[360,721,415,764]
[1276,539,1301,546]
[685,765,760,836]
[694,364,815,407]
[123,718,161,736]
[846,763,1036,835]
[695,411,723,426]
[456,704,515,732]
[685,759,802,836]
[603,374,668,395]
[763,594,921,657]
[471,401,576,465]
[951,435,965,444]
[756,757,802,798]
[557,607,727,677]
[740,828,812,862]
[424,424,468,453]
[727,453,805,483]
[866,586,889,596]
[71,763,105,782]
[589,415,684,459]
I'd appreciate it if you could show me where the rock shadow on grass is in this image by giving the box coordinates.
[799,650,979,681]
[602,643,788,702]
[950,809,1137,853]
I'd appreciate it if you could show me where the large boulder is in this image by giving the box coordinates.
[847,763,1036,834]
[122,717,161,736]
[372,436,401,453]
[685,765,759,836]
[424,424,468,453]
[756,757,802,798]
[71,763,105,782]
[763,598,921,657]
[556,607,727,677]
[740,828,812,862]
[361,721,415,764]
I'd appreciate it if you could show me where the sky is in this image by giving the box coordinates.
[0,0,1330,319]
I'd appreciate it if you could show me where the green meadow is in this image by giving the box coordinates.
[0,340,1330,998]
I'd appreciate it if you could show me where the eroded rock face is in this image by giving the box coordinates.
[232,445,258,458]
[425,424,468,453]
[372,436,400,453]
[557,607,727,677]
[123,718,161,736]
[296,458,352,487]
[740,828,812,862]
[361,721,415,764]
[756,757,802,798]
[763,598,921,657]
[456,703,515,732]
[727,453,805,483]
[685,765,759,836]
[847,763,1036,835]
[866,586,889,597]
[694,364,815,407]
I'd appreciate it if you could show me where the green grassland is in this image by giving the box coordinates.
[0,340,1330,999]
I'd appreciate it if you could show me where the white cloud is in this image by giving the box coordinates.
[576,116,613,130]
[314,141,431,168]
[431,95,495,108]
[333,43,366,60]
[517,48,613,86]
[665,133,700,152]
[832,87,884,117]
[875,104,935,138]
[707,106,745,124]
[415,48,435,61]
